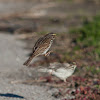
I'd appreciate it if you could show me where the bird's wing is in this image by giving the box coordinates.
[35,36,51,51]
[33,36,44,50]
[33,41,50,55]
[56,68,67,73]
[33,34,50,49]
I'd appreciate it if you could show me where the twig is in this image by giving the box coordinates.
[45,83,67,88]
[11,78,47,84]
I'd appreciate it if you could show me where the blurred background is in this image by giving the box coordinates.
[0,0,100,100]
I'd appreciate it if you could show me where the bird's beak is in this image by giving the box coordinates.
[52,34,56,36]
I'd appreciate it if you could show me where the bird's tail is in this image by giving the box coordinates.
[23,54,35,66]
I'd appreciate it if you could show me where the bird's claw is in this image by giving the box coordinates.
[45,51,52,56]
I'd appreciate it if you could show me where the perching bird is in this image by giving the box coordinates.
[23,33,56,66]
[38,62,76,82]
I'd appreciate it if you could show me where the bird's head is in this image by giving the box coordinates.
[45,33,56,40]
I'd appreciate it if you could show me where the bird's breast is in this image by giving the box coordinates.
[42,41,52,54]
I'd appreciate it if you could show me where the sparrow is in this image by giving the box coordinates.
[23,33,56,66]
[38,62,76,82]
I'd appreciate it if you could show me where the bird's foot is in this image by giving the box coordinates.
[64,79,67,83]
[45,51,52,56]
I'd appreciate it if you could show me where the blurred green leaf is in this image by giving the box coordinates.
[70,15,100,59]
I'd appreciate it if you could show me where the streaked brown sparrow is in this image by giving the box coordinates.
[23,33,56,66]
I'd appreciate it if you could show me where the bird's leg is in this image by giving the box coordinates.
[45,51,52,56]
[48,69,53,75]
[64,79,67,83]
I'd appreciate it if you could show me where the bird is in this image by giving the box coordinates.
[38,62,76,82]
[23,33,56,66]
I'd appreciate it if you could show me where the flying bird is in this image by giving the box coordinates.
[38,62,76,82]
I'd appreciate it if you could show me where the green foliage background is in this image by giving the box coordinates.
[70,16,100,59]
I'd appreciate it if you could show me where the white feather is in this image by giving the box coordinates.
[51,68,75,81]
